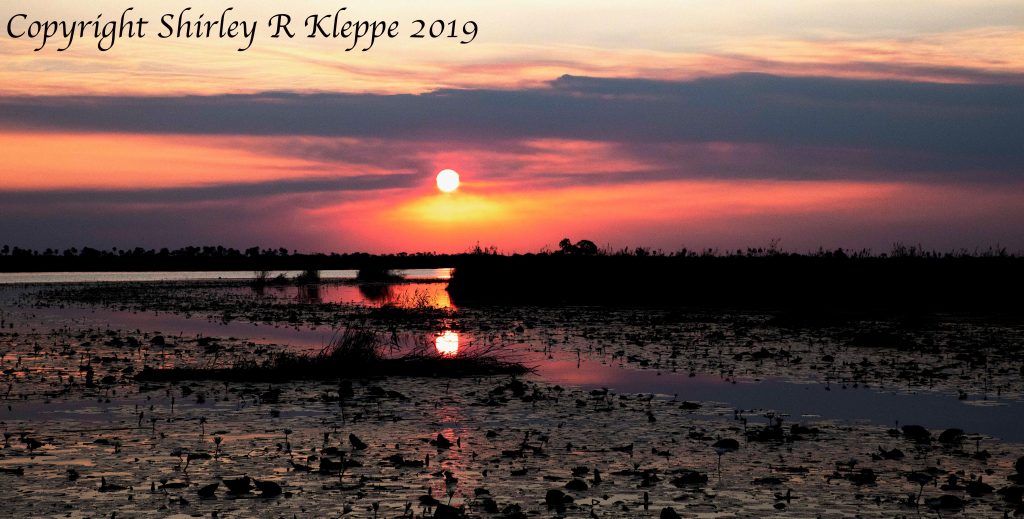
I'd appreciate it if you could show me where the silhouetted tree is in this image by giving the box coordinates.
[576,240,598,255]
[558,238,575,254]
[558,238,598,255]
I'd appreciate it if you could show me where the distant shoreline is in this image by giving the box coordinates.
[2,247,1021,313]
[0,244,1019,273]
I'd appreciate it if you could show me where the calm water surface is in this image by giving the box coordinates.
[14,300,1023,442]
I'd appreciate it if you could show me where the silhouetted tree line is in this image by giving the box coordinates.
[445,239,1024,312]
[4,239,1023,312]
[0,245,459,272]
[0,240,1018,275]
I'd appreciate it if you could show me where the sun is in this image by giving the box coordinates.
[436,169,460,193]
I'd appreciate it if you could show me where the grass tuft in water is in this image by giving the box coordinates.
[136,327,529,382]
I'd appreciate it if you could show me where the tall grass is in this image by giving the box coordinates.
[254,270,271,285]
[294,268,321,285]
[251,270,288,288]
[314,328,391,365]
[136,326,529,382]
[356,266,403,282]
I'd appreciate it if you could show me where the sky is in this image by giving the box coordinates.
[1,0,1022,253]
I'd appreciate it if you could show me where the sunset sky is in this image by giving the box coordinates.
[1,0,1022,253]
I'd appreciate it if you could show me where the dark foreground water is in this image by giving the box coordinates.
[13,293,1023,442]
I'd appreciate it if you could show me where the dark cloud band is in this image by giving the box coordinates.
[1,74,1021,169]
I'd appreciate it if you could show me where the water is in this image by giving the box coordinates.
[248,283,454,308]
[537,356,1024,441]
[0,268,453,284]
[2,281,1018,518]
[16,298,1023,441]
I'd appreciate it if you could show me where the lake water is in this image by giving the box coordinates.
[2,275,1018,518]
[13,296,1023,442]
[0,268,453,284]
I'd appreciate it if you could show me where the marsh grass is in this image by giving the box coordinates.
[136,327,529,382]
[446,253,1024,310]
[375,288,445,311]
[357,266,404,282]
[360,288,454,324]
[294,269,321,285]
[251,270,289,288]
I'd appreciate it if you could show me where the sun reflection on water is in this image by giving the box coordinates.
[435,331,460,357]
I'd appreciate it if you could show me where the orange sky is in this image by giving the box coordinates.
[1,1,1022,252]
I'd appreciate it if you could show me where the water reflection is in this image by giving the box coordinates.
[357,283,395,303]
[296,285,321,303]
[14,291,1024,442]
[435,331,460,357]
[247,282,454,309]
[374,285,454,310]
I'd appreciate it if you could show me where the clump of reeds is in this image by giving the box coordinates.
[294,269,321,285]
[251,270,289,288]
[315,328,390,365]
[254,270,271,286]
[135,327,529,382]
[356,266,404,282]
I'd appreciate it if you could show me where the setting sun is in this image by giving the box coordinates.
[436,169,460,193]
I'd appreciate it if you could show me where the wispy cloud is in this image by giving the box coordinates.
[0,174,419,205]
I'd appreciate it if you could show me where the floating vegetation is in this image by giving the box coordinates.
[2,282,1023,517]
[136,328,529,382]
